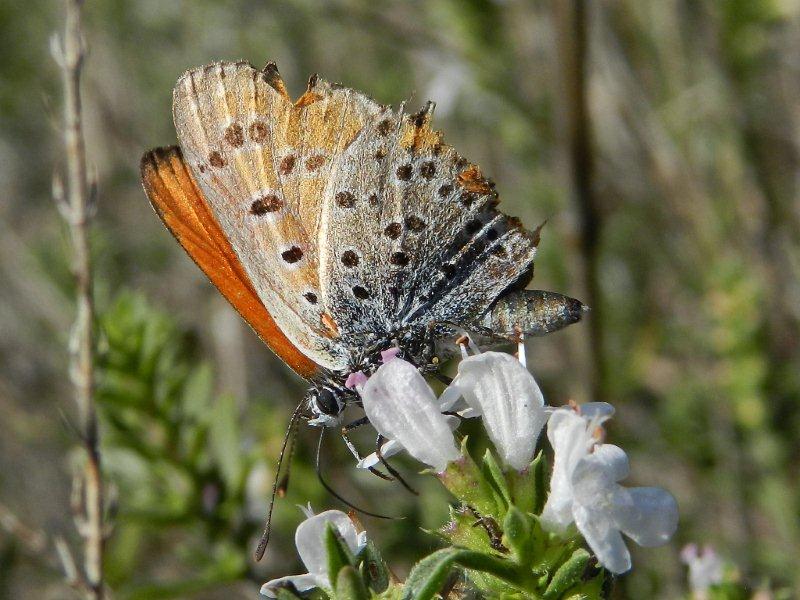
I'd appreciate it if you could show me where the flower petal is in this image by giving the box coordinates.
[457,406,482,418]
[541,409,595,531]
[585,444,630,483]
[613,486,678,548]
[360,358,460,472]
[438,384,466,412]
[680,543,699,564]
[260,573,320,597]
[454,352,547,470]
[345,371,368,389]
[574,503,632,574]
[295,510,359,580]
[298,503,315,519]
[443,415,461,431]
[579,402,615,422]
[356,531,368,549]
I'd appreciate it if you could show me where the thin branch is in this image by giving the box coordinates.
[52,0,106,597]
[0,502,47,556]
[0,502,69,575]
[553,0,606,402]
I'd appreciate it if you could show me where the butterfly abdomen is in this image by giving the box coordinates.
[479,290,588,339]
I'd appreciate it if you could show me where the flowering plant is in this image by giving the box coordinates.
[261,346,679,599]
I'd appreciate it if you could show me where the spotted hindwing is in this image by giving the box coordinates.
[316,95,539,341]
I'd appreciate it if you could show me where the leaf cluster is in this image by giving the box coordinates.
[96,293,255,595]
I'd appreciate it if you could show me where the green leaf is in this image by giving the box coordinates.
[527,516,549,573]
[446,550,531,588]
[543,548,591,600]
[437,437,498,516]
[359,540,391,592]
[402,548,464,600]
[335,566,370,600]
[181,362,213,419]
[325,522,356,593]
[275,589,305,600]
[403,548,527,600]
[463,572,521,597]
[564,568,606,600]
[534,536,578,578]
[208,393,243,492]
[438,505,495,552]
[482,449,512,510]
[508,452,548,515]
[502,506,535,566]
[532,452,548,515]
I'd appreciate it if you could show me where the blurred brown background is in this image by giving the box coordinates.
[1,1,799,598]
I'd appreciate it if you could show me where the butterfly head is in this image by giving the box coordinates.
[305,340,414,427]
[306,382,353,427]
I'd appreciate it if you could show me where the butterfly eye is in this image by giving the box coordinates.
[315,388,340,416]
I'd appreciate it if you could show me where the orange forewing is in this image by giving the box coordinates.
[140,146,319,379]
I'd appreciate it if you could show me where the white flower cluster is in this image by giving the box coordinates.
[261,346,679,597]
[354,345,678,574]
[355,343,548,473]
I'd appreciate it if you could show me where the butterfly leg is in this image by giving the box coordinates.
[424,322,440,365]
[315,428,392,520]
[432,372,454,386]
[414,321,446,375]
[341,417,394,481]
[376,435,418,496]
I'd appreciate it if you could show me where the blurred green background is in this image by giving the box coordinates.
[1,0,799,598]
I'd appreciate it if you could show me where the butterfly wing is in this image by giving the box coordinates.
[314,86,538,338]
[171,61,356,373]
[376,106,539,328]
[163,60,556,376]
[140,145,319,378]
[309,83,398,337]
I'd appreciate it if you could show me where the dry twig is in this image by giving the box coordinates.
[51,0,107,597]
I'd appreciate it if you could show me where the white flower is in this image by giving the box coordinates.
[541,405,678,574]
[541,403,615,531]
[681,544,724,598]
[357,358,460,473]
[448,351,549,470]
[260,507,367,597]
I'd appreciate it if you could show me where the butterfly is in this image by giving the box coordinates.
[140,60,586,425]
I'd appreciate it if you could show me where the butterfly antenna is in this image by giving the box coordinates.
[254,402,303,562]
[278,408,301,495]
[315,428,395,520]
